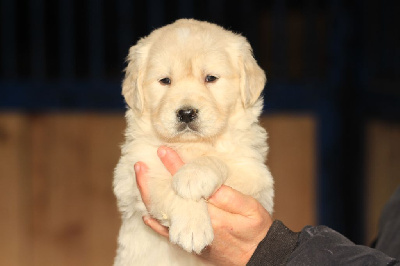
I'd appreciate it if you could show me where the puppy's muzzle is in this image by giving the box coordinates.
[176,107,198,123]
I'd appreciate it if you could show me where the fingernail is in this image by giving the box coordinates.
[134,163,141,172]
[207,196,215,205]
[142,215,150,225]
[157,147,167,158]
[208,187,223,204]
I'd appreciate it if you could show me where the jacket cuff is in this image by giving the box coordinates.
[247,220,299,266]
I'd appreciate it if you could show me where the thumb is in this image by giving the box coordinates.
[208,185,259,217]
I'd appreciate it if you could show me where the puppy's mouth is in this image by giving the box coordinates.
[177,122,199,132]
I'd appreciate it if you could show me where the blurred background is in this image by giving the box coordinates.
[1,0,399,265]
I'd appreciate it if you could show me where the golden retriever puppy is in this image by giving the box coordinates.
[113,19,274,265]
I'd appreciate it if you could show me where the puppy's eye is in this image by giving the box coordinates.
[159,77,171,85]
[205,75,218,83]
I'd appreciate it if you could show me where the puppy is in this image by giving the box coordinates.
[113,19,274,266]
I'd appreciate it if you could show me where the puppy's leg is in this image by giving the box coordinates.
[147,169,214,254]
[172,156,228,201]
[168,198,213,254]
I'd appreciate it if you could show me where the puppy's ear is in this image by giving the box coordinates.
[239,42,266,108]
[122,40,148,112]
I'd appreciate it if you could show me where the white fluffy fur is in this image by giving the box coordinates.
[113,19,274,266]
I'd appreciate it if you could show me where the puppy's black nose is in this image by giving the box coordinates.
[177,108,198,123]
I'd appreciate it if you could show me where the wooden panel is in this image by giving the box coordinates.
[5,112,400,261]
[365,120,400,244]
[0,113,30,266]
[0,112,317,265]
[30,114,124,266]
[261,114,317,231]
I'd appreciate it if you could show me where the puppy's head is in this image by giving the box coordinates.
[122,19,266,142]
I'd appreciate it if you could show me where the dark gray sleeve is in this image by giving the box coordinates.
[248,187,400,265]
[247,220,299,266]
[374,186,400,259]
[247,221,399,266]
[287,225,399,266]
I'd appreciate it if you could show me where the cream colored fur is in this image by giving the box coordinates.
[113,19,274,266]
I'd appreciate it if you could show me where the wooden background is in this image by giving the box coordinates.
[0,112,398,266]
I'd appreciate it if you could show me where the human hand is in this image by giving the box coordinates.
[201,185,273,265]
[135,146,273,266]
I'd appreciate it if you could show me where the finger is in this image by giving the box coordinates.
[135,162,150,207]
[157,146,185,175]
[207,202,236,229]
[208,185,259,217]
[143,215,169,238]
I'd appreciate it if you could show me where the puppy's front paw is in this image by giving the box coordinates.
[172,163,221,201]
[169,205,213,254]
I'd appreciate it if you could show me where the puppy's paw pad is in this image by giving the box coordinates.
[173,165,219,201]
[169,214,213,254]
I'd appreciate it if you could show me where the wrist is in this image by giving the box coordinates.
[241,219,273,265]
[247,220,299,266]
